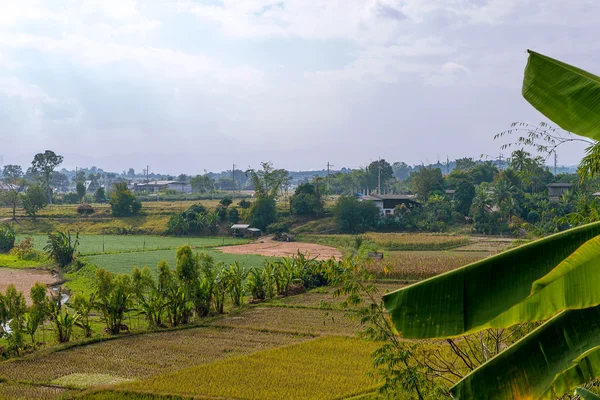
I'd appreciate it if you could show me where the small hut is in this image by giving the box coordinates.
[230,224,250,237]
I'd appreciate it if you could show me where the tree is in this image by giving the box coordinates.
[31,150,63,204]
[22,185,47,219]
[76,182,86,203]
[2,165,23,181]
[51,172,69,193]
[334,195,380,233]
[249,196,277,230]
[109,183,142,217]
[392,162,413,181]
[190,174,214,194]
[449,172,475,216]
[94,268,133,334]
[455,157,477,171]
[290,182,323,215]
[94,187,106,203]
[44,231,79,268]
[366,159,394,192]
[383,51,600,400]
[410,167,444,199]
[0,190,20,219]
[246,162,288,198]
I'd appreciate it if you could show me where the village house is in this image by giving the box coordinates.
[547,182,573,200]
[359,194,420,216]
[133,180,192,194]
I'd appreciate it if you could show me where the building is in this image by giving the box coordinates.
[230,224,261,238]
[133,181,192,194]
[359,194,420,216]
[547,183,573,200]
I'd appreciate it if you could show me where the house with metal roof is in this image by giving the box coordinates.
[359,194,420,216]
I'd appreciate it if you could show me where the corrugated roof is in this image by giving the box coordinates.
[547,183,573,187]
[247,228,261,232]
[361,194,416,201]
[230,224,250,229]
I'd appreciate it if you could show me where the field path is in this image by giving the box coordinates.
[217,240,342,260]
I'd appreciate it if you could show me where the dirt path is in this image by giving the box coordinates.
[217,240,342,260]
[0,269,59,303]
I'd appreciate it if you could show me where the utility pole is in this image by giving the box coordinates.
[554,152,558,175]
[146,165,150,183]
[377,158,382,195]
[497,154,504,171]
[232,163,236,198]
[327,162,334,193]
[446,156,450,175]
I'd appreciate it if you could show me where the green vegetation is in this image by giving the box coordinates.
[0,224,15,252]
[123,337,379,400]
[109,183,142,217]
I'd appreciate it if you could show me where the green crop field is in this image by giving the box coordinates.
[16,234,247,255]
[120,337,379,400]
[83,248,274,275]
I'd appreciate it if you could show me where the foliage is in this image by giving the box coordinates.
[31,150,63,203]
[22,185,47,219]
[0,189,20,219]
[0,224,15,253]
[227,206,239,223]
[76,181,86,202]
[166,204,218,236]
[44,230,79,267]
[249,196,277,230]
[245,161,288,198]
[334,196,381,233]
[94,187,106,203]
[290,182,324,215]
[238,199,251,209]
[49,289,78,343]
[410,167,444,199]
[94,268,133,334]
[9,236,37,260]
[72,292,95,337]
[109,183,142,217]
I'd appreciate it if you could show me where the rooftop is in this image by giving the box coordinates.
[547,183,573,188]
[230,224,250,229]
[361,194,417,201]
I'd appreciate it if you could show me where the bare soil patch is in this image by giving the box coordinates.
[0,268,58,303]
[217,240,342,260]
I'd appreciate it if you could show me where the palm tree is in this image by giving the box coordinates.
[470,184,492,217]
[491,179,516,221]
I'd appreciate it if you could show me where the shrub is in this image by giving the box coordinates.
[238,199,251,209]
[77,203,95,215]
[22,185,47,219]
[9,237,36,260]
[44,231,80,268]
[0,224,15,253]
[334,196,380,233]
[109,183,142,217]
[267,221,291,234]
[249,197,277,230]
[94,187,106,203]
[62,192,80,204]
[227,207,239,223]
[220,197,233,207]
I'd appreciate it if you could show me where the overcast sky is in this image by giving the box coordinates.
[1,0,598,174]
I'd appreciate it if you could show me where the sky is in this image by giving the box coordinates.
[1,0,599,174]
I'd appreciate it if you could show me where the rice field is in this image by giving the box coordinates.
[362,232,470,250]
[83,248,274,276]
[0,382,75,400]
[17,234,246,255]
[0,326,305,385]
[368,251,488,280]
[214,307,361,336]
[121,337,379,400]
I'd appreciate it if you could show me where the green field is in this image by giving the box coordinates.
[17,234,247,255]
[84,249,275,275]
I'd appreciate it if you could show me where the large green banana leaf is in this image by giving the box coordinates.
[575,388,600,400]
[523,50,600,142]
[541,346,600,399]
[382,222,600,339]
[451,306,600,399]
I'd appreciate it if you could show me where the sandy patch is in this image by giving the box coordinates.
[0,268,59,303]
[217,241,342,260]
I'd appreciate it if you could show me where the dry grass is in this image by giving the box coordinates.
[369,251,488,280]
[122,337,379,400]
[0,326,305,385]
[214,307,361,336]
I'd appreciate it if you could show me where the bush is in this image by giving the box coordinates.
[334,196,381,233]
[0,224,16,253]
[227,207,240,223]
[44,231,79,268]
[267,221,291,234]
[238,199,251,209]
[77,203,95,215]
[62,192,80,204]
[249,197,277,230]
[220,197,233,207]
[109,183,142,217]
[9,237,36,260]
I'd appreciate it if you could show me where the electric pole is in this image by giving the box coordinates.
[232,163,236,198]
[554,152,558,175]
[497,154,504,171]
[327,162,334,193]
[446,155,450,175]
[145,165,150,183]
[377,158,382,195]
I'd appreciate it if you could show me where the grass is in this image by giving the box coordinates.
[0,326,305,385]
[362,232,470,250]
[368,251,488,280]
[52,373,134,389]
[16,234,247,255]
[83,249,274,276]
[0,254,47,269]
[121,337,379,400]
[76,392,190,400]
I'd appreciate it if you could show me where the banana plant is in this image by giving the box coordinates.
[383,51,600,399]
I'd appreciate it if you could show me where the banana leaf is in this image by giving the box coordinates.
[451,306,600,399]
[523,50,600,142]
[575,388,600,400]
[382,222,600,339]
[540,346,600,399]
